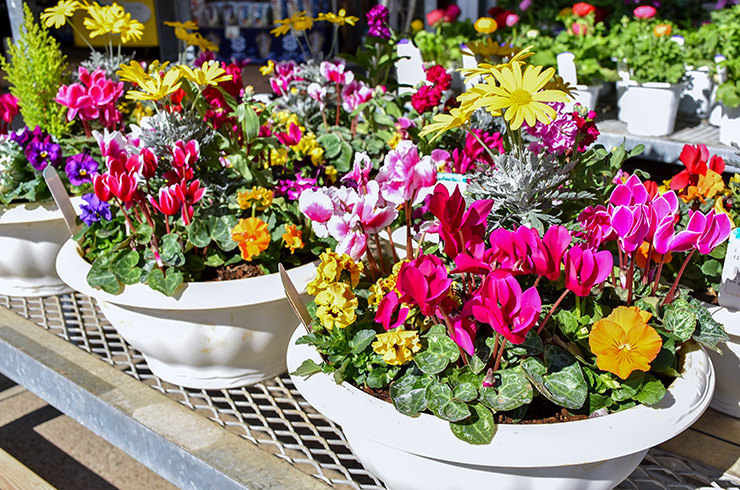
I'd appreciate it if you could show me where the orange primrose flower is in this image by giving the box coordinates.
[282,224,304,254]
[634,241,672,269]
[588,306,662,379]
[653,23,672,37]
[232,217,270,261]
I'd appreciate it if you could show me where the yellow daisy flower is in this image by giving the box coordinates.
[179,61,232,87]
[419,107,473,142]
[126,68,182,101]
[117,60,150,86]
[164,20,199,30]
[186,32,219,52]
[40,0,81,29]
[317,9,359,26]
[487,63,571,130]
[270,11,314,37]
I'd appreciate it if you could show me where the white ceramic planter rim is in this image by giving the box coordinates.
[0,198,82,225]
[287,326,714,468]
[56,239,317,310]
[623,81,682,90]
[706,303,740,337]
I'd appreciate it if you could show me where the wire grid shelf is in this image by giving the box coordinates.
[1,292,739,490]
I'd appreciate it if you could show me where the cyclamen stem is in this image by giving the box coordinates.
[373,232,387,274]
[486,334,500,372]
[663,249,696,305]
[416,232,426,259]
[627,252,636,305]
[642,243,654,285]
[335,82,341,127]
[537,289,569,335]
[651,254,667,295]
[386,226,399,263]
[440,309,468,366]
[492,338,507,372]
[466,125,498,165]
[364,246,381,282]
[405,201,413,260]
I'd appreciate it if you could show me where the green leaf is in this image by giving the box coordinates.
[506,330,544,356]
[469,336,496,374]
[449,403,495,445]
[663,305,697,342]
[211,215,238,252]
[147,267,184,296]
[188,220,212,248]
[425,382,470,422]
[291,359,322,377]
[588,393,614,413]
[367,366,396,389]
[453,382,478,403]
[87,255,122,294]
[635,374,667,405]
[479,366,533,412]
[349,329,376,354]
[318,133,342,159]
[556,309,580,338]
[133,223,153,245]
[237,104,260,143]
[110,250,141,285]
[634,296,660,316]
[159,233,185,267]
[701,259,723,277]
[542,346,587,410]
[413,324,460,375]
[390,368,433,416]
[687,297,730,351]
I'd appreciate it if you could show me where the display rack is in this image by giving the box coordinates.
[0,292,739,489]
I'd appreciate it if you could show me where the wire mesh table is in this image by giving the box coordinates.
[0,292,739,490]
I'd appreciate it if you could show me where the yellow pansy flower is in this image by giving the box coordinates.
[179,61,232,87]
[474,17,498,34]
[372,330,422,365]
[589,306,662,380]
[410,19,424,32]
[41,0,81,29]
[317,9,359,26]
[237,186,273,210]
[307,250,363,295]
[315,282,358,330]
[231,217,271,262]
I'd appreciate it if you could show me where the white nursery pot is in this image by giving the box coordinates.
[288,327,714,490]
[720,104,740,147]
[679,67,713,118]
[704,305,740,417]
[620,82,682,136]
[57,240,317,389]
[0,201,75,297]
[565,84,602,112]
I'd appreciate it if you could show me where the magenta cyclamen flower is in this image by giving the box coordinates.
[0,93,20,134]
[319,60,354,85]
[276,123,302,147]
[578,205,615,249]
[342,80,374,112]
[377,140,437,205]
[610,204,651,253]
[694,209,732,254]
[396,254,453,318]
[375,291,410,331]
[464,272,541,345]
[564,246,613,297]
[451,129,503,173]
[449,314,477,356]
[429,184,493,260]
[609,174,651,207]
[65,152,98,186]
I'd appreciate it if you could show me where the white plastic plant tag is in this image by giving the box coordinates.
[719,228,740,309]
[461,45,478,90]
[556,52,578,86]
[396,39,425,95]
[279,263,313,333]
[42,166,80,237]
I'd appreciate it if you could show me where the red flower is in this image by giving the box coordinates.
[425,65,451,91]
[572,2,595,16]
[411,85,442,114]
[426,8,444,26]
[670,143,725,191]
[149,184,181,216]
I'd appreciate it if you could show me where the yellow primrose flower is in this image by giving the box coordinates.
[260,60,275,76]
[315,282,358,330]
[307,250,363,295]
[419,107,473,142]
[589,306,662,380]
[410,19,424,32]
[237,186,274,210]
[282,224,304,254]
[271,10,314,37]
[368,261,404,307]
[387,131,402,149]
[179,61,232,87]
[317,9,359,26]
[372,330,422,365]
[474,17,498,34]
[41,0,81,29]
[324,164,337,182]
[487,62,571,130]
[117,60,150,86]
[309,146,325,166]
[269,148,288,167]
[126,68,182,101]
[186,32,219,52]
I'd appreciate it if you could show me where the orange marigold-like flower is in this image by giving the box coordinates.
[653,23,672,37]
[634,241,672,269]
[282,224,304,254]
[588,306,662,379]
[232,217,270,261]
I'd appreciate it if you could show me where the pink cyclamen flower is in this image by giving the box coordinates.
[375,291,410,331]
[396,254,453,318]
[634,5,657,19]
[578,205,615,249]
[341,80,374,112]
[464,272,541,345]
[429,184,493,260]
[449,314,477,356]
[353,181,398,233]
[276,122,302,147]
[320,60,354,85]
[610,204,651,253]
[695,210,732,254]
[610,174,651,207]
[149,184,182,216]
[377,140,437,205]
[342,152,373,188]
[564,246,613,297]
[298,188,336,237]
[538,225,572,281]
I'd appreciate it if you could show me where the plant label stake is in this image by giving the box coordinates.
[43,166,81,238]
[279,263,313,333]
[557,51,578,86]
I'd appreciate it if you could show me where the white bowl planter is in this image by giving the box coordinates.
[619,82,683,136]
[0,200,76,297]
[704,304,740,417]
[57,240,317,389]
[720,104,740,147]
[288,327,714,490]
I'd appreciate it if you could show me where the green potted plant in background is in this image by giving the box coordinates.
[706,5,740,146]
[611,6,685,136]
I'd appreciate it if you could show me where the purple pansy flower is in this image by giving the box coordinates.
[10,126,43,147]
[24,134,62,171]
[65,152,98,186]
[79,193,112,225]
[367,5,391,40]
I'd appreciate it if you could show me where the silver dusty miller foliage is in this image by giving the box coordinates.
[80,51,133,80]
[131,111,214,164]
[466,147,592,234]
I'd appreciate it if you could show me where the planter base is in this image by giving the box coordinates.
[705,305,740,418]
[143,357,284,389]
[0,280,72,297]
